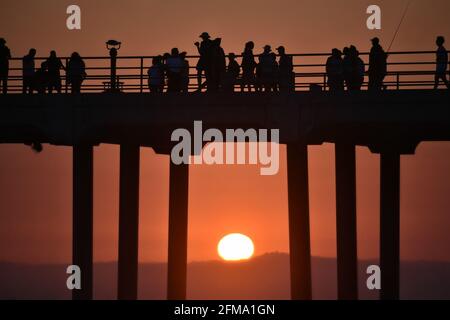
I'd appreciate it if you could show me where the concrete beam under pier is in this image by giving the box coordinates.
[380,151,401,300]
[118,144,140,300]
[287,142,312,300]
[1,91,449,151]
[167,162,189,300]
[72,144,94,300]
[335,143,358,300]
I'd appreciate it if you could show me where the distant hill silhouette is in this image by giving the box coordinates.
[1,253,450,300]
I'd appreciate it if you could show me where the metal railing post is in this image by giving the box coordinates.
[65,58,69,93]
[140,57,144,93]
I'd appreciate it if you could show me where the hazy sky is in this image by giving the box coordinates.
[1,0,450,264]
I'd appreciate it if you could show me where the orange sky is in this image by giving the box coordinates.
[1,0,450,264]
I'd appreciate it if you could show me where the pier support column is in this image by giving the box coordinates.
[118,145,140,300]
[72,144,94,300]
[380,151,401,300]
[167,162,189,300]
[335,143,358,300]
[287,142,312,300]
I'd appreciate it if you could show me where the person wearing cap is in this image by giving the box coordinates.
[0,38,12,94]
[434,36,449,89]
[277,46,294,92]
[326,48,344,92]
[241,41,257,92]
[195,32,213,91]
[368,37,387,90]
[22,48,37,94]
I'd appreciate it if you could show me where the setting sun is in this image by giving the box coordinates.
[217,233,255,261]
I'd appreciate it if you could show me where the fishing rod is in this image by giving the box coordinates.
[387,0,413,53]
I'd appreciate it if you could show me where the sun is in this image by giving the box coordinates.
[217,233,254,261]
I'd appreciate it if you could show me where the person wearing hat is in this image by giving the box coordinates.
[0,38,12,94]
[277,46,294,92]
[194,32,213,91]
[368,37,387,90]
[326,48,344,92]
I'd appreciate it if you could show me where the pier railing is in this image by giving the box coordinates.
[4,50,448,93]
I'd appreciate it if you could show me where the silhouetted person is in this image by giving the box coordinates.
[368,37,387,91]
[342,47,352,90]
[224,53,240,92]
[210,38,226,91]
[353,46,365,90]
[46,51,65,93]
[195,32,213,91]
[166,48,183,92]
[34,62,48,94]
[180,52,190,93]
[434,36,449,89]
[259,45,278,92]
[277,46,294,92]
[22,48,36,94]
[67,52,86,93]
[241,41,257,92]
[147,56,165,93]
[348,45,365,91]
[326,48,344,92]
[0,38,11,94]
